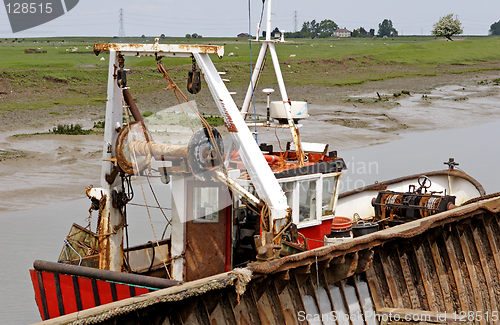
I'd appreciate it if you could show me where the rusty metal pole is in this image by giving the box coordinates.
[122,89,144,124]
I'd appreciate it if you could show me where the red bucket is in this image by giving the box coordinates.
[331,216,352,231]
[328,216,352,238]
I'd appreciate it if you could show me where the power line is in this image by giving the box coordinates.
[118,8,125,38]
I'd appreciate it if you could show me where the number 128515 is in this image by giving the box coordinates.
[5,3,53,14]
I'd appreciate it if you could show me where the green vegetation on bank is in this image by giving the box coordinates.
[12,123,103,137]
[0,149,27,160]
[1,35,500,112]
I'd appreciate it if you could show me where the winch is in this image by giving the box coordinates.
[372,175,456,224]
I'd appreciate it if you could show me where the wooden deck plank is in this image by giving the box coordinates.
[364,256,385,311]
[289,276,308,325]
[352,278,368,325]
[397,246,422,310]
[227,286,259,325]
[275,281,302,325]
[471,221,498,324]
[456,226,485,325]
[338,279,355,325]
[484,216,500,306]
[414,242,438,311]
[428,237,455,313]
[379,249,405,308]
[202,291,235,325]
[444,228,470,313]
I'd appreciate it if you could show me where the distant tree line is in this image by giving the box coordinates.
[179,17,500,40]
[296,19,338,38]
[269,18,398,39]
[352,27,375,38]
[377,19,398,37]
[185,33,202,39]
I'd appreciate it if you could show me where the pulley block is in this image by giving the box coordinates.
[187,70,202,94]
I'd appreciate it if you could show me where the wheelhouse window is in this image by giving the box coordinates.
[322,174,339,217]
[193,187,219,223]
[298,179,317,222]
[279,172,341,228]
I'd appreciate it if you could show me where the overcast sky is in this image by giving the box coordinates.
[1,0,499,38]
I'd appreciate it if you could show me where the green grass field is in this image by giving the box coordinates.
[2,35,499,68]
[1,35,500,112]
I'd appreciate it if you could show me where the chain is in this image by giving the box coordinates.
[191,56,198,73]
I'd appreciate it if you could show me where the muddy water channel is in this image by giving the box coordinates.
[2,84,500,324]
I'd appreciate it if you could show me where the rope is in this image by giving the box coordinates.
[260,204,270,232]
[64,269,252,325]
[128,203,171,210]
[462,192,500,205]
[273,217,292,242]
[156,57,227,178]
[145,171,172,232]
[297,232,308,250]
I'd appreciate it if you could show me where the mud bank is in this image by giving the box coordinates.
[1,71,500,212]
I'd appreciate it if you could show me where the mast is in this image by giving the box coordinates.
[240,0,304,165]
[92,49,125,271]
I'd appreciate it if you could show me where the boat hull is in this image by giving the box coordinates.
[30,269,154,321]
[336,169,485,221]
[31,195,500,325]
[29,260,179,321]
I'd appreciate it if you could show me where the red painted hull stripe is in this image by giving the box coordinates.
[135,286,150,296]
[78,277,96,310]
[32,270,49,321]
[96,280,113,305]
[115,283,132,300]
[58,274,78,315]
[41,271,60,319]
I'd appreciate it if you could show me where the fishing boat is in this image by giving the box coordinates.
[30,2,500,324]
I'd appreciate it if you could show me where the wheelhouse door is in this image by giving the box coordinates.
[185,180,231,281]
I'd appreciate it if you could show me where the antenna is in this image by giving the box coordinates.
[118,8,125,38]
[293,11,298,32]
